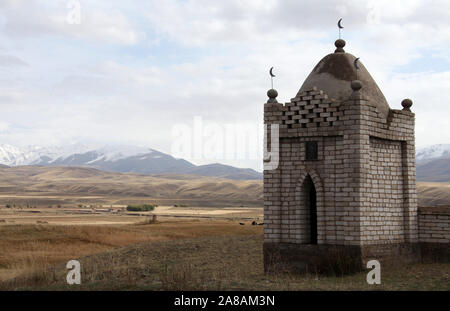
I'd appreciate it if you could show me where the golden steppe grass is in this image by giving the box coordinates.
[0,220,261,283]
[0,221,449,291]
[0,166,449,290]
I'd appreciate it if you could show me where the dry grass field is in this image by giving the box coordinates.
[0,220,448,291]
[0,166,449,291]
[0,219,262,284]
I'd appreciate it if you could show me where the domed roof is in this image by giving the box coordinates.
[298,40,390,118]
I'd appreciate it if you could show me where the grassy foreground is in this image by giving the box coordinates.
[0,220,260,282]
[0,221,449,291]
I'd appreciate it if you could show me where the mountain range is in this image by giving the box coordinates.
[0,143,448,182]
[416,144,450,182]
[0,144,263,180]
[416,144,450,163]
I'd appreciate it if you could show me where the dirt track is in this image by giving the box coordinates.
[0,205,263,226]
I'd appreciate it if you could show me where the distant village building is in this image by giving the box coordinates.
[263,38,449,273]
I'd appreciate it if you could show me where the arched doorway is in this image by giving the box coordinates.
[303,175,317,244]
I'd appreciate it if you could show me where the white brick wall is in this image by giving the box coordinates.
[264,85,420,247]
[419,210,450,243]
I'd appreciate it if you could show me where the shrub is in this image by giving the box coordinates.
[126,204,157,212]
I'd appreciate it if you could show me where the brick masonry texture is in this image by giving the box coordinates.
[263,42,449,271]
[418,208,450,243]
[264,87,418,248]
[418,207,450,261]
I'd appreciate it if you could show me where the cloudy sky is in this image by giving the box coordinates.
[0,0,449,170]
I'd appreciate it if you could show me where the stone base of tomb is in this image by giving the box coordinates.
[263,242,421,275]
[419,242,450,263]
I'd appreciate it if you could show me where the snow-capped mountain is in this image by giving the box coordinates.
[0,144,25,165]
[0,144,262,180]
[416,144,450,163]
[416,144,450,182]
[0,144,157,166]
[0,143,93,166]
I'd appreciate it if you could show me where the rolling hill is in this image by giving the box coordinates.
[0,166,263,206]
[417,182,450,206]
[0,166,448,207]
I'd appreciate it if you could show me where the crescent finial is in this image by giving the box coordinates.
[338,18,344,29]
[354,58,360,70]
[269,67,275,78]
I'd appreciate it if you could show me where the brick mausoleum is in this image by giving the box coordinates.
[263,38,449,273]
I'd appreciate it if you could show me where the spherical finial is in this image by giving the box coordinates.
[267,89,278,103]
[351,80,362,91]
[335,39,346,53]
[401,99,413,111]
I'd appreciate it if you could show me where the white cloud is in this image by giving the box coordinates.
[0,0,449,171]
[0,0,144,45]
[145,0,333,46]
[0,54,28,67]
[0,121,10,132]
[383,71,450,147]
